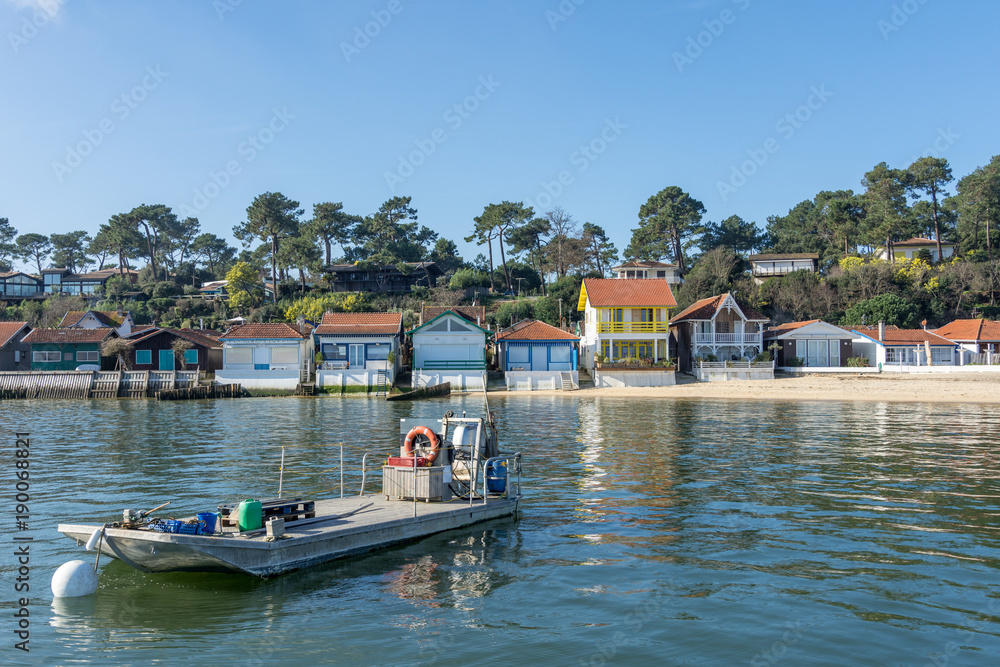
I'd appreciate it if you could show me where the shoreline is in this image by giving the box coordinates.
[491,373,1000,404]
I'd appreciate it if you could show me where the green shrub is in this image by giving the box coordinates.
[788,357,805,367]
[846,355,870,367]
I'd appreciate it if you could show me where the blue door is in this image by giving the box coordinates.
[159,349,174,370]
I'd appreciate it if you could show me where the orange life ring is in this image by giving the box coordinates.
[403,426,440,464]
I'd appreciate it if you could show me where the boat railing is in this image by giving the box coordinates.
[479,452,522,504]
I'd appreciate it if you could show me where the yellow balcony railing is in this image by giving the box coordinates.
[597,322,668,334]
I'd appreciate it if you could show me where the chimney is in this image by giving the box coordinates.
[878,320,885,342]
[199,317,204,330]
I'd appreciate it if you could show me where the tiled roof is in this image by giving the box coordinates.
[58,310,127,328]
[0,271,39,280]
[580,279,677,308]
[315,312,402,335]
[670,292,767,323]
[933,319,1000,342]
[219,323,308,340]
[764,319,821,335]
[22,328,114,344]
[0,321,29,347]
[852,326,954,345]
[422,306,486,326]
[748,253,819,261]
[893,237,955,247]
[495,320,579,341]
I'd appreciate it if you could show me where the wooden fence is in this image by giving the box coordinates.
[0,370,209,400]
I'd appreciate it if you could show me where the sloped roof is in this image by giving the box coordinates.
[579,279,677,308]
[611,260,678,270]
[748,253,819,261]
[407,310,492,336]
[219,323,309,340]
[764,320,855,339]
[58,310,128,328]
[852,326,954,346]
[933,319,1000,342]
[495,319,579,342]
[764,319,821,335]
[0,271,39,280]
[893,237,956,247]
[0,321,29,347]
[421,306,486,326]
[129,327,223,348]
[315,312,402,335]
[22,328,114,344]
[670,292,767,323]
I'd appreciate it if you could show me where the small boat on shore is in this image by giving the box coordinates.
[57,409,521,578]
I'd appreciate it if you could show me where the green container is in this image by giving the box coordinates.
[235,499,262,531]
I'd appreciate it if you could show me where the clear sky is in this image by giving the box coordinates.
[2,0,999,272]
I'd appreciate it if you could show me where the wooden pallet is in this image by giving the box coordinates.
[217,497,316,530]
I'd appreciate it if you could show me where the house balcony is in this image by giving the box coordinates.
[694,333,762,345]
[752,267,814,277]
[597,322,668,334]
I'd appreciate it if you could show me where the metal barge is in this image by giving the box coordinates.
[57,410,521,578]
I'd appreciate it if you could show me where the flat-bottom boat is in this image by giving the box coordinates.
[58,410,521,578]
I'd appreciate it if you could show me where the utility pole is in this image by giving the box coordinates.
[515,277,525,296]
[558,298,563,327]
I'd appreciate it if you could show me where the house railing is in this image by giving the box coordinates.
[694,333,761,345]
[418,360,486,370]
[752,267,814,276]
[699,361,774,370]
[597,322,669,334]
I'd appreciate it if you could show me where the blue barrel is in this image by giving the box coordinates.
[197,512,218,534]
[486,460,508,494]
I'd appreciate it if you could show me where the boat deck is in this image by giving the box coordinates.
[58,493,519,577]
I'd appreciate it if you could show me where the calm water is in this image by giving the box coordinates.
[2,395,999,666]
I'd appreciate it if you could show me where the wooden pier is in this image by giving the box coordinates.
[0,371,242,400]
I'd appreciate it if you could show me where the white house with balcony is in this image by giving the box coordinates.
[216,323,312,390]
[407,310,491,391]
[314,312,403,389]
[747,253,819,284]
[577,278,677,386]
[669,292,769,373]
[611,260,682,285]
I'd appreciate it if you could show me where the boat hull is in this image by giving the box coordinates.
[59,494,519,577]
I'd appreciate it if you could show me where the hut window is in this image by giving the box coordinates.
[136,350,152,365]
[184,350,198,364]
[271,347,298,365]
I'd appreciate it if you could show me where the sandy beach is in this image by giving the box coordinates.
[502,372,1000,404]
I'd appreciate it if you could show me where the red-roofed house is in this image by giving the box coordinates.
[763,320,859,368]
[577,278,677,386]
[934,319,1000,365]
[850,322,957,369]
[21,327,117,370]
[669,292,769,373]
[495,319,580,390]
[0,321,31,371]
[215,323,312,389]
[314,312,404,389]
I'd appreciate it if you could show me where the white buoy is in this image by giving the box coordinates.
[51,560,99,598]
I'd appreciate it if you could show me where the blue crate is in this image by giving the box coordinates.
[177,522,203,535]
[149,519,204,535]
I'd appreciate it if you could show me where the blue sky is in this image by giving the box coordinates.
[2,0,999,271]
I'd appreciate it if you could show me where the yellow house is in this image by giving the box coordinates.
[577,278,677,369]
